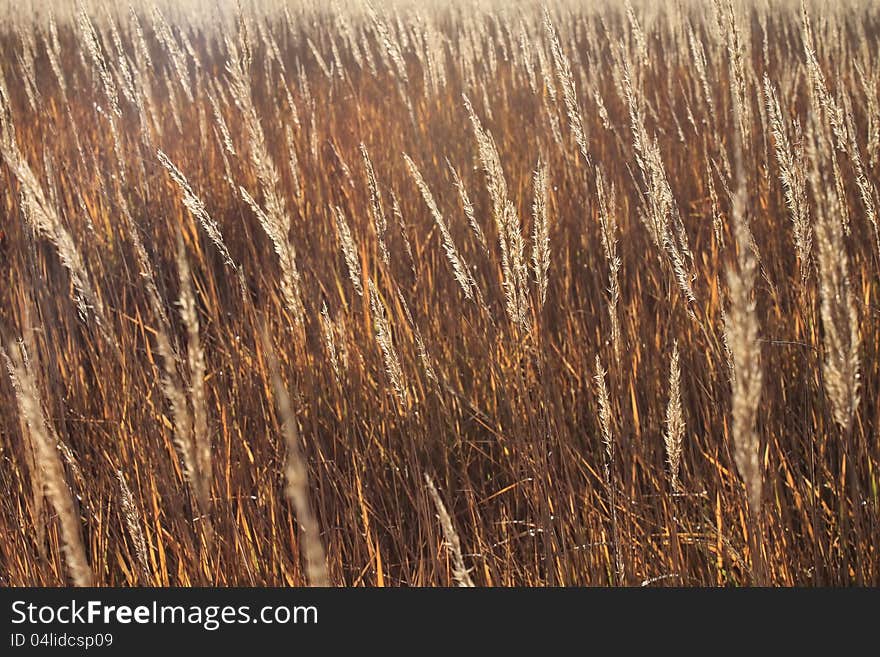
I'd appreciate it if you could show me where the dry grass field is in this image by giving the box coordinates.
[0,0,878,586]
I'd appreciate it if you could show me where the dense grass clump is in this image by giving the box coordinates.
[0,0,878,586]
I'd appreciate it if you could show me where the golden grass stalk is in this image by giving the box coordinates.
[264,331,331,587]
[764,75,812,286]
[227,32,305,325]
[725,162,764,515]
[714,0,751,143]
[596,169,622,365]
[424,474,475,587]
[284,124,304,205]
[814,188,861,435]
[463,94,529,329]
[0,128,113,343]
[116,470,151,584]
[395,287,438,388]
[150,5,194,104]
[404,154,478,303]
[331,204,364,297]
[368,280,408,405]
[158,149,237,269]
[391,192,417,276]
[594,355,624,582]
[594,355,614,485]
[543,6,590,165]
[320,302,342,382]
[76,8,121,118]
[531,156,551,309]
[4,332,46,554]
[664,341,685,494]
[360,143,390,266]
[2,338,94,587]
[447,159,488,253]
[176,239,213,519]
[619,47,696,310]
[208,88,236,156]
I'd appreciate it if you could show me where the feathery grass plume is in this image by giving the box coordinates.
[76,8,120,118]
[413,328,438,388]
[801,4,878,249]
[80,14,148,230]
[404,154,477,303]
[365,0,408,84]
[538,57,565,144]
[106,12,137,109]
[424,474,475,587]
[238,183,304,325]
[536,41,558,105]
[531,156,551,309]
[16,28,39,113]
[207,88,236,156]
[764,76,812,285]
[359,143,390,266]
[713,0,751,144]
[518,20,537,93]
[725,160,764,515]
[624,1,649,68]
[0,125,114,343]
[329,140,355,188]
[364,0,414,120]
[4,336,45,551]
[856,62,880,168]
[543,6,590,166]
[594,88,612,131]
[0,67,11,145]
[320,302,341,382]
[158,150,237,269]
[391,192,416,276]
[800,7,861,435]
[112,38,153,153]
[395,287,438,388]
[330,30,347,81]
[368,280,408,405]
[814,183,861,435]
[687,24,717,131]
[594,355,614,485]
[665,342,685,493]
[77,7,128,186]
[596,169,621,365]
[463,94,529,328]
[331,204,364,297]
[227,31,305,326]
[306,36,334,81]
[2,339,93,586]
[128,7,161,133]
[177,239,212,521]
[706,159,726,249]
[54,437,86,508]
[146,240,208,540]
[128,5,153,70]
[116,470,151,583]
[447,159,488,253]
[619,46,697,310]
[43,15,68,103]
[119,198,171,331]
[594,354,623,582]
[840,89,880,256]
[284,124,304,205]
[263,330,330,587]
[150,5,194,103]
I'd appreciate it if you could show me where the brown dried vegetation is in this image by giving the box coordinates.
[0,0,878,586]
